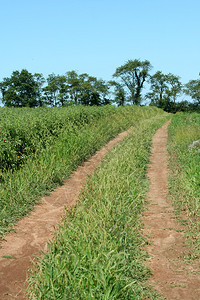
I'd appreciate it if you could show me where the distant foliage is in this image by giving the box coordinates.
[0,63,199,111]
[0,70,111,108]
[146,71,200,113]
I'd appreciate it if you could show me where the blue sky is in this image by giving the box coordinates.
[0,0,199,99]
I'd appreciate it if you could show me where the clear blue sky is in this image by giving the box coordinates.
[0,0,199,96]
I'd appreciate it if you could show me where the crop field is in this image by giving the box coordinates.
[168,112,200,260]
[0,105,166,238]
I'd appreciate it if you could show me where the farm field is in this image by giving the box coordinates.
[0,105,165,237]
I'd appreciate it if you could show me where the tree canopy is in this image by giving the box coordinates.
[0,69,44,107]
[0,70,111,107]
[113,59,152,105]
[184,74,200,105]
[0,61,199,112]
[146,71,182,111]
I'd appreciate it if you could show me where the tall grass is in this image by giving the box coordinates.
[27,114,169,299]
[0,106,166,238]
[168,112,200,259]
[0,105,133,172]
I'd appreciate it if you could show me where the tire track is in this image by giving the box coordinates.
[143,121,200,299]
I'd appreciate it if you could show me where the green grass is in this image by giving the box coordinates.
[0,105,166,238]
[168,112,200,260]
[27,114,169,299]
[0,105,135,172]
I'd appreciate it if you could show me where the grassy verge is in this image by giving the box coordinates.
[168,112,200,260]
[0,106,166,238]
[0,106,118,172]
[27,114,169,299]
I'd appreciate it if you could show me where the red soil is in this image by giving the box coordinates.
[143,121,200,300]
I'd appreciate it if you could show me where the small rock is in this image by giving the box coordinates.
[188,140,200,152]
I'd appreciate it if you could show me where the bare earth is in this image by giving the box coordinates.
[143,121,200,300]
[0,128,131,299]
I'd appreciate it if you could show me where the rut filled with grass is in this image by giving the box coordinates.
[27,115,170,299]
[168,112,200,260]
[0,105,166,238]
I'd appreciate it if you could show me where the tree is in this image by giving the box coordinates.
[66,71,81,105]
[184,74,200,105]
[43,73,59,107]
[93,78,110,105]
[109,80,126,106]
[55,75,69,106]
[34,73,45,106]
[146,71,182,112]
[166,73,182,103]
[146,71,170,107]
[0,69,44,107]
[43,74,71,107]
[66,72,110,106]
[113,59,152,105]
[78,75,102,106]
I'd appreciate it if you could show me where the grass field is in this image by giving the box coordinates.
[27,114,169,299]
[168,112,200,260]
[0,105,132,172]
[0,105,166,238]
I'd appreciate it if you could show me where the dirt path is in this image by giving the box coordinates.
[0,128,132,299]
[143,121,200,299]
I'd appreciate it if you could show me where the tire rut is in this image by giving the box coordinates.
[143,121,200,300]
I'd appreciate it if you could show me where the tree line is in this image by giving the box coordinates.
[0,59,199,112]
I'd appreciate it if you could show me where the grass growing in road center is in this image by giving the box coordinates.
[27,115,169,299]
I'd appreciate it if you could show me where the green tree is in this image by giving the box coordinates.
[43,73,59,106]
[0,69,44,107]
[43,74,70,106]
[184,74,200,105]
[34,73,45,106]
[113,59,152,105]
[66,72,110,106]
[43,71,110,107]
[93,78,110,105]
[146,71,182,112]
[66,71,81,105]
[146,71,170,107]
[78,75,101,106]
[166,73,182,103]
[55,75,69,106]
[109,80,126,106]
